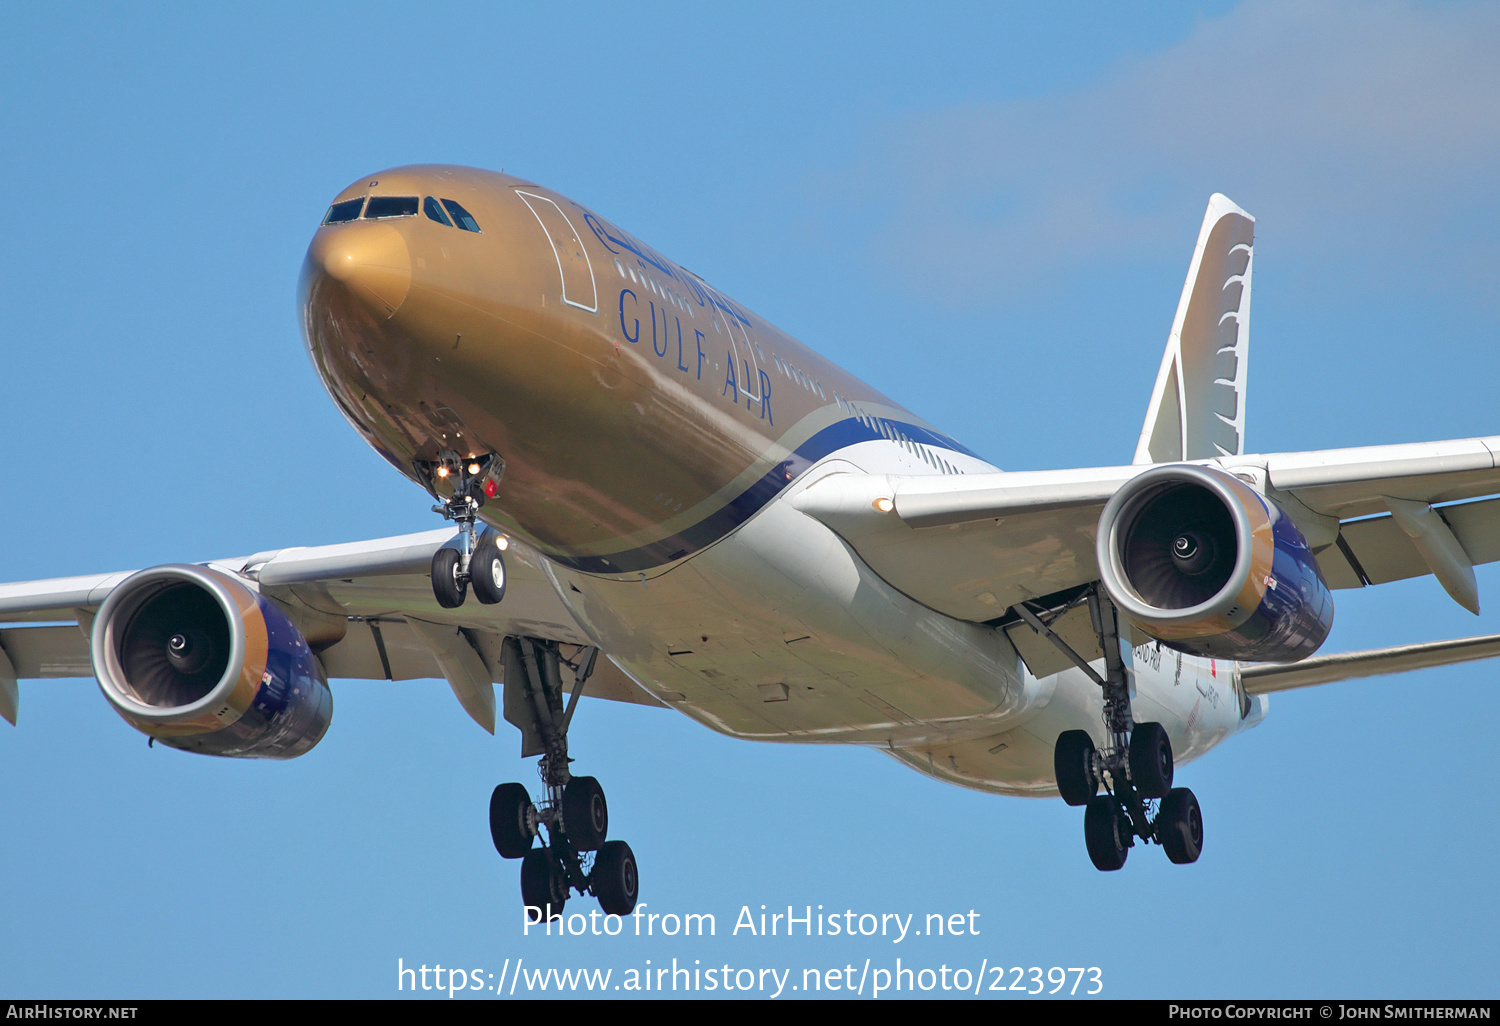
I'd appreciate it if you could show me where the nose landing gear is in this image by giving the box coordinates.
[487,638,640,917]
[1024,586,1204,871]
[417,452,507,608]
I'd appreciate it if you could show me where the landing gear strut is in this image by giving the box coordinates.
[487,638,639,916]
[1021,586,1203,871]
[417,452,507,608]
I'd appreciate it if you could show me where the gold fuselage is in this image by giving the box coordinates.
[299,165,951,574]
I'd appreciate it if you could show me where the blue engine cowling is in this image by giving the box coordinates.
[91,564,332,758]
[1095,464,1333,662]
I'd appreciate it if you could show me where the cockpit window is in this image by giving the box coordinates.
[322,198,365,225]
[364,196,419,219]
[440,199,482,233]
[423,196,453,227]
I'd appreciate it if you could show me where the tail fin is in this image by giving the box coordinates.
[1133,194,1255,464]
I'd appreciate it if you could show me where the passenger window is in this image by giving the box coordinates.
[365,196,418,219]
[424,196,454,226]
[323,198,365,224]
[441,199,482,232]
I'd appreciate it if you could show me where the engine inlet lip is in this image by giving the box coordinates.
[91,564,249,725]
[1096,464,1257,627]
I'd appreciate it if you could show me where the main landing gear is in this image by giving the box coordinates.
[418,452,507,609]
[488,638,639,917]
[1019,587,1204,871]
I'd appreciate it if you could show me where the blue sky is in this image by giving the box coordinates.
[0,0,1496,999]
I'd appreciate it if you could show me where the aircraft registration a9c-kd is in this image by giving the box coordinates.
[4,166,1500,915]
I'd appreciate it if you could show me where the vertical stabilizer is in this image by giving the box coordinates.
[1133,194,1255,464]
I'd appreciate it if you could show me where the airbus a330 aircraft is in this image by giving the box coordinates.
[4,166,1499,916]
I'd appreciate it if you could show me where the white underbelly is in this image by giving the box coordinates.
[545,460,1042,748]
[541,441,1261,794]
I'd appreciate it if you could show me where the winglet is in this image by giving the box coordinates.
[1134,194,1255,464]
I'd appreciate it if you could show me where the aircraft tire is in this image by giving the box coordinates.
[592,840,639,916]
[471,534,507,605]
[1128,721,1174,799]
[431,549,467,608]
[562,776,608,851]
[1084,795,1130,871]
[489,783,535,859]
[1155,787,1204,865]
[1053,730,1100,806]
[521,849,567,918]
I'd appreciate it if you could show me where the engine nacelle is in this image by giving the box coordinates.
[91,564,332,758]
[1095,464,1333,662]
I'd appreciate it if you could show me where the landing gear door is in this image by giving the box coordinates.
[515,190,599,313]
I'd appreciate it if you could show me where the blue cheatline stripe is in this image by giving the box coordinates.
[546,415,980,575]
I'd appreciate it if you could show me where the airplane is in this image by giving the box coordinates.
[3,166,1498,919]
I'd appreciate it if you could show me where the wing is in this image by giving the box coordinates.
[791,434,1500,647]
[0,528,663,729]
[1240,632,1500,694]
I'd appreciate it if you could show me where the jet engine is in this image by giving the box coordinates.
[91,564,332,758]
[1095,464,1333,662]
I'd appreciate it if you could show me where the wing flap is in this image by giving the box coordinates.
[0,642,17,725]
[0,625,91,677]
[319,618,443,680]
[1446,495,1500,565]
[1002,602,1104,678]
[1323,495,1500,592]
[1313,542,1365,590]
[1340,515,1430,585]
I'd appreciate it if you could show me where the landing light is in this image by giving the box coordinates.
[873,497,894,513]
[496,536,510,552]
[437,467,450,478]
[468,462,480,475]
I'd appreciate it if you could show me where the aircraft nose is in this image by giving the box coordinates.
[307,221,411,318]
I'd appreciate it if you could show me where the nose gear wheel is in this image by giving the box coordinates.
[415,451,506,609]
